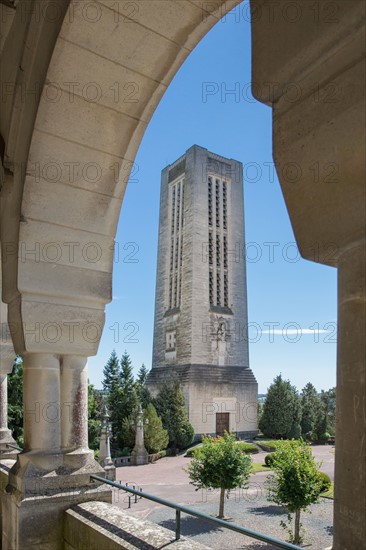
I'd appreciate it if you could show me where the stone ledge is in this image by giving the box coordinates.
[64,501,210,550]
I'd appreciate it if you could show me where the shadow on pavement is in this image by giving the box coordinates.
[247,505,286,517]
[157,515,225,536]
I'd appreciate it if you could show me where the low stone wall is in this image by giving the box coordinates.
[64,501,210,550]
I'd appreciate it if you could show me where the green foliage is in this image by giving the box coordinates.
[265,452,277,467]
[236,442,259,454]
[122,404,169,454]
[301,383,323,437]
[316,388,336,436]
[137,364,149,385]
[154,380,194,452]
[143,403,169,453]
[267,439,323,544]
[287,394,302,439]
[186,432,252,518]
[185,443,202,457]
[135,364,152,409]
[102,350,139,452]
[88,384,102,450]
[102,349,120,394]
[7,357,23,445]
[257,401,263,424]
[256,440,279,451]
[259,375,302,440]
[317,471,331,493]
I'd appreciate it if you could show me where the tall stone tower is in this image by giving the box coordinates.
[147,145,258,438]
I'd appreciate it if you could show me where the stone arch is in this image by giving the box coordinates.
[0,2,365,549]
[1,0,242,357]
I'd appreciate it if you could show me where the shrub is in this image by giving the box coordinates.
[237,442,259,454]
[185,443,202,457]
[265,452,277,467]
[310,432,318,442]
[317,471,331,493]
[320,432,331,443]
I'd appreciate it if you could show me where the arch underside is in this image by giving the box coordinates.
[1,0,241,356]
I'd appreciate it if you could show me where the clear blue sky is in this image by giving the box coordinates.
[88,5,337,394]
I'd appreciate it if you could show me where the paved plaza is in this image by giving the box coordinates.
[111,446,335,549]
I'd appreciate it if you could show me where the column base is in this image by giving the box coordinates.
[131,447,149,466]
[2,451,112,549]
[2,482,112,550]
[0,429,19,460]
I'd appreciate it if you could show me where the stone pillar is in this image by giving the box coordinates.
[2,353,111,550]
[333,243,366,549]
[22,353,62,466]
[99,406,116,481]
[131,406,148,466]
[0,287,18,459]
[0,371,18,459]
[60,355,94,469]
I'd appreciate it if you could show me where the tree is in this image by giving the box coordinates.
[135,364,152,409]
[316,388,336,438]
[186,432,252,518]
[121,403,169,454]
[143,403,169,453]
[137,364,149,385]
[287,392,302,440]
[259,375,301,439]
[116,351,139,450]
[88,384,102,452]
[7,356,23,446]
[301,383,322,437]
[154,379,194,452]
[102,351,122,450]
[266,439,323,544]
[102,349,120,394]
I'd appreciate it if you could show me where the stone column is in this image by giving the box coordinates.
[333,243,366,549]
[0,371,18,459]
[0,289,18,459]
[3,353,111,550]
[22,353,62,465]
[99,406,116,480]
[131,405,148,466]
[60,355,94,469]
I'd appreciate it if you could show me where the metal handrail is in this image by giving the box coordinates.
[90,474,302,549]
[6,443,23,451]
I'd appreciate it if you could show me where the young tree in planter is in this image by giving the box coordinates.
[186,432,252,519]
[266,439,323,544]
